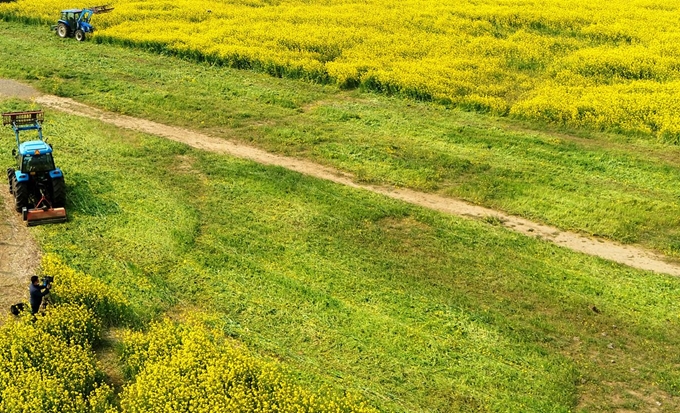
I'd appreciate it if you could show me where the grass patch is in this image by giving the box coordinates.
[0,22,677,257]
[2,106,679,411]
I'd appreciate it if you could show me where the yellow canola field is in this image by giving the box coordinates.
[4,0,680,141]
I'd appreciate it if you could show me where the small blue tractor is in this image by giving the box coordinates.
[53,5,113,41]
[4,111,67,226]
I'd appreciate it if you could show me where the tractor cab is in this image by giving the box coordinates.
[17,141,56,175]
[58,8,94,36]
[60,9,81,24]
[60,10,78,19]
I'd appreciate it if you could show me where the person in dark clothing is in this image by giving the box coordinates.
[29,275,50,315]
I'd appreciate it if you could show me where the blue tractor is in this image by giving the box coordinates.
[4,111,67,226]
[54,5,113,41]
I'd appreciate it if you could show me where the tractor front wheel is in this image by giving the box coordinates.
[75,30,85,42]
[51,177,66,208]
[57,23,69,38]
[13,180,29,213]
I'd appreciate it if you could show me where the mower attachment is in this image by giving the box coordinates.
[23,206,68,227]
[22,193,67,226]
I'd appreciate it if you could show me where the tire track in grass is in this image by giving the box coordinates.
[0,81,672,276]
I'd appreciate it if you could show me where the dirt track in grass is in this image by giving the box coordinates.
[0,188,40,320]
[2,79,679,277]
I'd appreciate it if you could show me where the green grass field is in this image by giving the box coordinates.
[2,104,680,411]
[1,21,680,412]
[0,22,678,258]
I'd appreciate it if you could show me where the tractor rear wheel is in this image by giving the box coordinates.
[75,30,85,42]
[51,177,66,208]
[13,180,29,213]
[6,168,13,194]
[57,23,69,38]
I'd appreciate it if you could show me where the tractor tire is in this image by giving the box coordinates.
[51,177,66,208]
[75,30,85,42]
[6,168,13,194]
[57,23,69,38]
[13,180,29,213]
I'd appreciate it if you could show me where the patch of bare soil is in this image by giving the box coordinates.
[0,79,669,277]
[578,382,671,413]
[0,79,42,100]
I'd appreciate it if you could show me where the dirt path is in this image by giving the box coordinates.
[0,189,40,319]
[2,80,677,277]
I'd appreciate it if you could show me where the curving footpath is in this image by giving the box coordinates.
[1,79,679,277]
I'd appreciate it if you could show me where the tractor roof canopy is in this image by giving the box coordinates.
[19,141,52,157]
[61,9,83,13]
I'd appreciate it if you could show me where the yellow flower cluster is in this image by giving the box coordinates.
[2,0,680,140]
[119,318,376,413]
[41,253,132,326]
[35,303,102,348]
[0,311,115,413]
